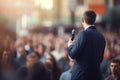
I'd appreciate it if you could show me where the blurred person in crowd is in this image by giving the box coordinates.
[101,41,117,77]
[56,37,66,52]
[26,53,39,70]
[44,41,53,55]
[32,39,38,53]
[3,39,10,51]
[14,39,25,59]
[37,43,46,63]
[45,54,61,80]
[104,58,120,80]
[115,39,120,59]
[16,53,39,80]
[28,62,50,80]
[51,42,63,61]
[43,32,55,46]
[59,57,74,80]
[15,46,27,66]
[32,33,39,54]
[58,48,70,72]
[68,10,106,80]
[32,32,38,46]
[64,37,70,50]
[1,50,19,80]
[24,39,33,54]
[9,40,16,53]
[37,32,44,43]
[106,39,116,56]
[33,45,38,54]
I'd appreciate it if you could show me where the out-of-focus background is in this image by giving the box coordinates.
[1,0,120,38]
[0,0,120,80]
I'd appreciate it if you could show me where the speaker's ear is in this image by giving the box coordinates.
[82,17,84,23]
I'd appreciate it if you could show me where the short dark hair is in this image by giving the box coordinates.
[111,58,120,64]
[83,10,96,25]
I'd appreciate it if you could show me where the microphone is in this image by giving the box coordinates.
[71,29,76,41]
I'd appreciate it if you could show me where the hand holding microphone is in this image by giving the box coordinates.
[68,29,76,47]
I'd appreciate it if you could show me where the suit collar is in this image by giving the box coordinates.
[86,25,96,30]
[85,25,95,30]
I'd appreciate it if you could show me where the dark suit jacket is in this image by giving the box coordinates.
[68,26,106,80]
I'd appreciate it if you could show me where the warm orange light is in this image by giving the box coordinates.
[88,4,106,14]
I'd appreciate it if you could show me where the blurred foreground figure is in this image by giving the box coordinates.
[29,62,50,80]
[105,59,120,80]
[1,50,19,80]
[45,54,61,80]
[58,48,70,72]
[59,57,74,80]
[16,53,39,80]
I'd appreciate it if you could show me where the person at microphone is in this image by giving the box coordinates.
[68,10,106,80]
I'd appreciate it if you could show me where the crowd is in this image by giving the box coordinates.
[100,28,120,80]
[0,26,120,80]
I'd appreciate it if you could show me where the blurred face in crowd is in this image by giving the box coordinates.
[4,40,10,50]
[10,41,15,51]
[110,62,120,75]
[18,47,26,56]
[32,40,38,47]
[33,40,38,52]
[33,45,38,52]
[55,43,61,52]
[48,33,54,41]
[38,44,45,56]
[27,39,33,47]
[2,51,10,61]
[45,42,52,53]
[15,39,24,49]
[45,54,53,70]
[38,32,44,43]
[117,41,120,55]
[106,42,116,59]
[26,54,39,69]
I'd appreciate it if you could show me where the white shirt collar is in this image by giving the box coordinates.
[85,25,94,30]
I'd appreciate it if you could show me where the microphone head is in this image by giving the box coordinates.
[72,29,76,34]
[71,29,76,41]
